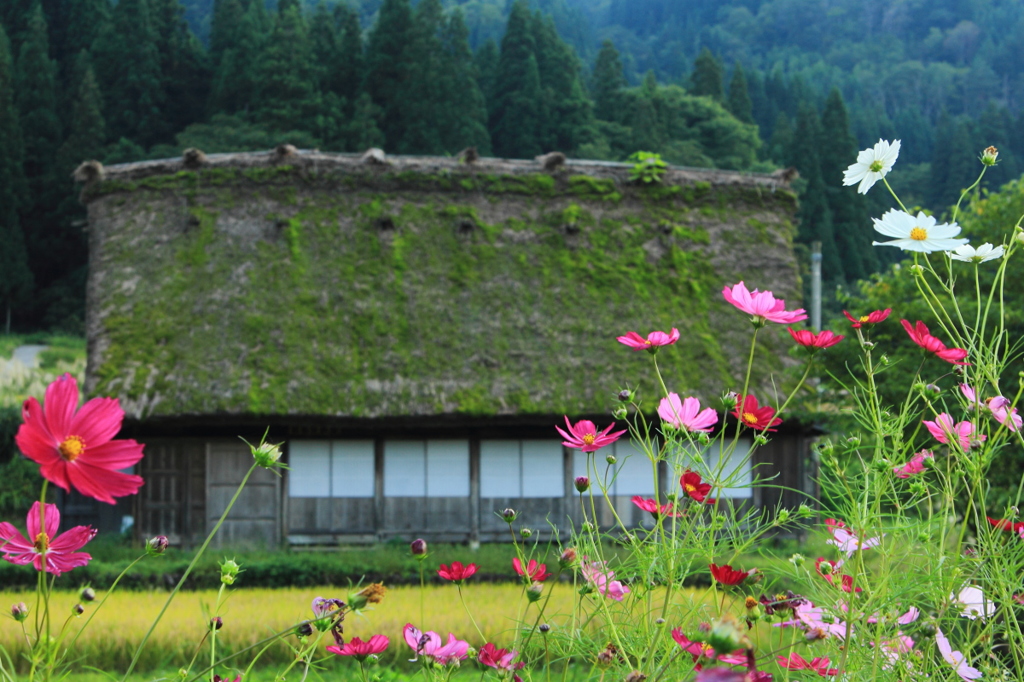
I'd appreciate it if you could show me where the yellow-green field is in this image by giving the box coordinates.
[0,584,721,674]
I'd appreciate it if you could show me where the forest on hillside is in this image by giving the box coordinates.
[0,0,1020,332]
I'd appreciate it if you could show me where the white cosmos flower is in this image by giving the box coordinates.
[952,585,994,620]
[948,242,1004,263]
[872,209,968,253]
[843,139,901,194]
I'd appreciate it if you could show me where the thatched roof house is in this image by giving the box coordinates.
[75,149,814,547]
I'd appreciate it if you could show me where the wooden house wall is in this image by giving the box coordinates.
[130,431,815,548]
[136,439,206,546]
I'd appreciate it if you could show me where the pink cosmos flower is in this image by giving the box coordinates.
[825,518,883,557]
[403,624,469,665]
[327,635,389,660]
[555,417,626,453]
[987,396,1022,431]
[923,414,984,450]
[512,557,551,582]
[437,561,477,583]
[935,628,982,681]
[631,495,681,518]
[658,394,718,432]
[879,634,915,666]
[16,373,145,504]
[777,654,838,676]
[788,328,845,351]
[893,450,933,478]
[0,502,96,575]
[477,643,524,672]
[814,558,861,593]
[617,328,680,351]
[722,282,807,325]
[581,559,630,601]
[901,320,969,365]
[773,601,850,640]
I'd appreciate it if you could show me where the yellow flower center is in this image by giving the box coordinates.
[745,596,759,609]
[59,435,86,462]
[683,483,696,494]
[581,433,596,445]
[743,412,758,424]
[909,227,928,241]
[34,532,49,553]
[859,315,869,323]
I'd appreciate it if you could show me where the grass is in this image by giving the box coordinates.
[0,584,718,674]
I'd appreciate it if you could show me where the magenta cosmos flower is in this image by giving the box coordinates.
[0,502,96,575]
[788,328,844,351]
[556,417,626,453]
[616,328,680,352]
[512,557,550,582]
[327,634,389,660]
[581,559,630,601]
[658,394,718,432]
[722,282,807,325]
[671,629,747,666]
[923,414,985,451]
[478,643,524,672]
[843,308,892,328]
[893,450,933,478]
[901,320,968,365]
[16,374,144,504]
[631,495,681,518]
[437,561,477,583]
[777,653,838,676]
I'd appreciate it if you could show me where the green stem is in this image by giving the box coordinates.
[122,463,260,682]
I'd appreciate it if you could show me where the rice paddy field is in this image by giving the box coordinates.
[0,584,723,677]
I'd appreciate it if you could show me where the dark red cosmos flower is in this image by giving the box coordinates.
[843,308,892,329]
[731,395,782,432]
[512,557,551,582]
[987,516,1024,533]
[788,328,845,351]
[681,471,716,504]
[777,653,838,676]
[901,320,969,365]
[709,563,754,586]
[631,495,681,518]
[16,373,145,504]
[438,561,478,583]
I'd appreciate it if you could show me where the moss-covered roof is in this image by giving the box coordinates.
[83,150,801,420]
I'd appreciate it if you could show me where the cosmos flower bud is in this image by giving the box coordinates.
[11,603,28,622]
[211,617,223,631]
[596,644,617,665]
[147,535,169,556]
[818,560,833,575]
[526,582,543,602]
[721,392,739,409]
[754,434,768,446]
[296,622,314,638]
[624,671,647,682]
[520,527,532,538]
[1017,230,1024,246]
[776,509,790,524]
[219,558,241,585]
[410,538,427,556]
[559,547,577,568]
[617,389,632,402]
[251,440,283,468]
[789,553,805,568]
[981,146,999,166]
[654,618,665,626]
[501,508,518,523]
[574,476,590,493]
[706,616,748,656]
[539,623,551,634]
[605,453,617,464]
[349,583,386,611]
[80,587,96,602]
[798,504,812,517]
[612,406,628,420]
[73,604,85,616]
[581,521,594,534]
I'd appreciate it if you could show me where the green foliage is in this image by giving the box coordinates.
[627,151,667,184]
[689,47,723,100]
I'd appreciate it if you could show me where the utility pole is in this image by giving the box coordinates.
[811,241,822,332]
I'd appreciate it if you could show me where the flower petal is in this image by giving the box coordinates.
[68,397,125,448]
[81,439,146,469]
[43,374,80,441]
[67,463,144,504]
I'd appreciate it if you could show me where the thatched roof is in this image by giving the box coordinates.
[83,150,801,421]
